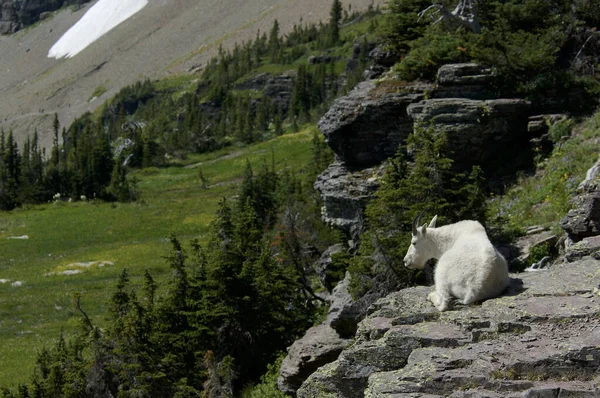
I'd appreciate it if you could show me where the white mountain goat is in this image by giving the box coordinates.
[403,212,510,311]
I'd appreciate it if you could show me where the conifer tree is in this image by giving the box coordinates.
[268,19,281,62]
[328,0,343,45]
[349,124,488,297]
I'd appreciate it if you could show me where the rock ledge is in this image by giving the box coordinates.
[298,258,600,397]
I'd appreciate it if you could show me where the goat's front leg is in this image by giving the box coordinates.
[428,290,451,312]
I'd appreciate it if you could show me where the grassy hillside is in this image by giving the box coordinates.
[489,113,600,236]
[0,129,315,388]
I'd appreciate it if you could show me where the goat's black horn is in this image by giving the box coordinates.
[412,209,427,235]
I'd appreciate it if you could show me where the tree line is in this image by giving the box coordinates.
[0,114,136,211]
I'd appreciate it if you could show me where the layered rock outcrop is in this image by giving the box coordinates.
[316,63,533,240]
[0,0,89,34]
[407,97,531,179]
[317,79,427,168]
[298,259,600,397]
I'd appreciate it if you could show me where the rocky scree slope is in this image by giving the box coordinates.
[0,0,89,34]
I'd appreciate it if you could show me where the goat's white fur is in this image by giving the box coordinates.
[403,215,510,311]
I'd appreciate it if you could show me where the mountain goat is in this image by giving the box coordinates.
[403,212,510,311]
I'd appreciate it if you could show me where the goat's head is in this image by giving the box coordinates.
[403,211,438,270]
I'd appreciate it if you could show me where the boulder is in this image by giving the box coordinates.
[561,156,600,241]
[368,44,398,68]
[325,272,357,338]
[318,79,430,168]
[298,258,600,397]
[436,63,492,86]
[432,63,494,100]
[277,323,352,397]
[564,235,600,262]
[509,229,558,269]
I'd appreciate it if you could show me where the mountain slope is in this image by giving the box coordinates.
[0,0,382,148]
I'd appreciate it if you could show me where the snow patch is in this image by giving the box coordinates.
[48,0,148,59]
[11,281,23,287]
[67,261,114,268]
[45,260,114,276]
[6,235,29,240]
[61,270,83,276]
[0,279,10,284]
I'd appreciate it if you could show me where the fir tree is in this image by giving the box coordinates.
[328,0,343,45]
[349,124,488,298]
[268,19,281,62]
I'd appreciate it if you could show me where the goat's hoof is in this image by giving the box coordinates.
[427,291,437,305]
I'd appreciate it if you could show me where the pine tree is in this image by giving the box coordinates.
[91,127,114,198]
[107,155,136,202]
[268,19,281,62]
[0,131,21,210]
[328,0,343,45]
[349,124,488,298]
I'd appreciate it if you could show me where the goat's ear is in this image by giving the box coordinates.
[419,224,427,235]
[428,215,438,228]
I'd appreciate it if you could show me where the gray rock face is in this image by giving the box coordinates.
[317,67,533,236]
[262,72,296,114]
[325,272,357,338]
[315,244,346,292]
[436,63,492,86]
[432,63,494,100]
[305,65,541,393]
[0,0,89,34]
[277,323,352,397]
[565,235,600,262]
[314,160,385,241]
[368,44,398,68]
[527,114,568,136]
[318,80,430,168]
[407,97,531,177]
[298,258,600,397]
[561,158,600,241]
[278,273,356,397]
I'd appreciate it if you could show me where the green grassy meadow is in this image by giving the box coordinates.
[0,130,314,389]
